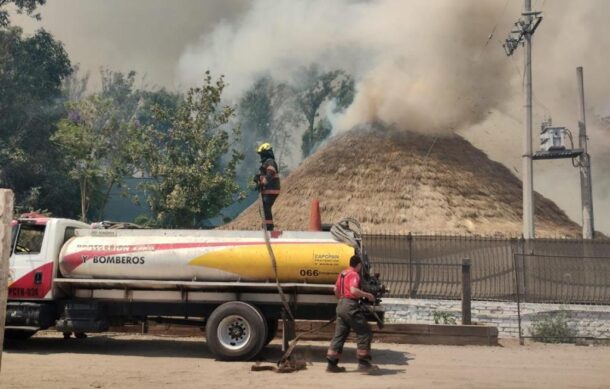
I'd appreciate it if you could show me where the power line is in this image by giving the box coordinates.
[508,52,551,117]
[484,0,511,48]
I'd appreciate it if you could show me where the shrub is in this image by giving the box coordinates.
[432,310,457,325]
[529,309,576,343]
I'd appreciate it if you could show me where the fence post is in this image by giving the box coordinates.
[0,189,15,373]
[407,232,413,297]
[512,252,524,345]
[518,236,528,303]
[461,258,472,325]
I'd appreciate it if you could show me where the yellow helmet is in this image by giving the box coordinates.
[256,142,273,153]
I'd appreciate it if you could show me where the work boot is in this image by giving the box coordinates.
[357,358,380,372]
[326,357,346,373]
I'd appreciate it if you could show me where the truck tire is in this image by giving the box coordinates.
[205,302,268,361]
[265,319,278,346]
[4,329,37,340]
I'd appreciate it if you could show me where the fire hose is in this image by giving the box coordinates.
[254,192,338,372]
[257,191,294,322]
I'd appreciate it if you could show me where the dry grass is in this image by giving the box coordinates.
[225,127,582,237]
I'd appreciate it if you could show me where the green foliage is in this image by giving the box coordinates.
[239,76,273,141]
[133,213,157,228]
[432,310,457,325]
[136,89,182,132]
[0,26,79,217]
[0,0,46,27]
[296,65,355,157]
[53,94,140,221]
[301,117,332,161]
[100,69,137,107]
[237,76,292,187]
[138,72,244,228]
[52,69,181,222]
[530,309,576,343]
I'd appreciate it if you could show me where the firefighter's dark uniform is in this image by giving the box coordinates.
[257,150,280,231]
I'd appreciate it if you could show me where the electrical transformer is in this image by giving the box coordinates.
[540,123,568,151]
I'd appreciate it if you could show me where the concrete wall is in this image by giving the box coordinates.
[383,298,610,338]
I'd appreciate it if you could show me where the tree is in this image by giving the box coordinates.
[52,96,134,221]
[136,89,182,132]
[301,117,332,160]
[62,64,89,102]
[100,69,139,112]
[139,72,244,228]
[237,76,300,173]
[52,68,159,221]
[0,26,79,217]
[238,76,273,142]
[237,76,281,182]
[0,0,45,28]
[53,69,180,221]
[295,65,355,157]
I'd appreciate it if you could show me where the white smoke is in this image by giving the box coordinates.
[178,0,515,134]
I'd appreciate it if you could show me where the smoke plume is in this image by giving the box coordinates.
[178,0,610,234]
[178,0,516,134]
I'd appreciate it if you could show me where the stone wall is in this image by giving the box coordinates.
[383,298,610,338]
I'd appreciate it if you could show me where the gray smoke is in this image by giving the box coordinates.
[12,0,249,89]
[178,0,516,134]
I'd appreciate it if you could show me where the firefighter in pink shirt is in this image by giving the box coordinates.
[326,255,378,372]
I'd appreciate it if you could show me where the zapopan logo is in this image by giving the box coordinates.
[82,255,146,265]
[314,253,339,260]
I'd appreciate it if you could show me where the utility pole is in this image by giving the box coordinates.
[576,67,594,239]
[523,0,534,240]
[503,0,542,239]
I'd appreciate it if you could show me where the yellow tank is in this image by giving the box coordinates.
[59,229,354,284]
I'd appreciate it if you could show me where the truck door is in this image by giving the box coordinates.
[8,222,53,300]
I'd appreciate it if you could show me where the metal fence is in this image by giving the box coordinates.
[365,233,610,305]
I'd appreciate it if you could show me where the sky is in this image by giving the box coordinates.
[11,0,610,235]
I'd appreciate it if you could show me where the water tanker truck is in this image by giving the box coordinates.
[5,215,384,360]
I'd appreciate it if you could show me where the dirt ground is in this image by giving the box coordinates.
[1,333,609,389]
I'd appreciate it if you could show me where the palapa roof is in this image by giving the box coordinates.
[224,127,582,237]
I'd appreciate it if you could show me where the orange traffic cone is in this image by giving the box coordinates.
[309,199,322,231]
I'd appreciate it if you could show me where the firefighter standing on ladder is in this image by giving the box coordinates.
[254,143,280,231]
[326,255,379,372]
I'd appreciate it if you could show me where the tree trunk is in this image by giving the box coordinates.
[80,177,87,222]
[98,179,116,220]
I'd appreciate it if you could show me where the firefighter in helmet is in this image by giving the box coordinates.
[254,143,280,230]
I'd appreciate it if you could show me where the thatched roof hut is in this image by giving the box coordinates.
[225,127,582,237]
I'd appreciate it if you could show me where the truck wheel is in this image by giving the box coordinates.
[206,302,268,361]
[4,329,37,340]
[265,319,278,346]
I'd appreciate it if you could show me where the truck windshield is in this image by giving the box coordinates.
[14,224,46,254]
